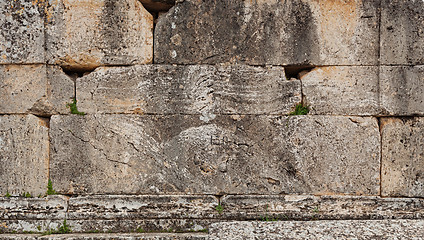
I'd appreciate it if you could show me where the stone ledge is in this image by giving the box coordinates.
[209,220,424,239]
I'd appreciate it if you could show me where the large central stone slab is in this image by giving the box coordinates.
[50,115,380,195]
[154,0,379,65]
[77,65,300,115]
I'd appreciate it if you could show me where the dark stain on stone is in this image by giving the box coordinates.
[100,0,128,61]
[285,0,319,65]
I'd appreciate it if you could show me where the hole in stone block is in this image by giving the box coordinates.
[284,65,315,79]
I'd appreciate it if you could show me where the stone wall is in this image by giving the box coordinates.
[1,0,424,237]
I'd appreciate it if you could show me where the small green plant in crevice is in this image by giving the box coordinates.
[4,192,11,198]
[46,179,56,195]
[67,98,86,115]
[215,204,224,214]
[289,103,309,115]
[42,219,72,235]
[22,192,32,198]
[136,227,145,233]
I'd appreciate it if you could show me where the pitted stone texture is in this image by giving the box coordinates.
[0,0,45,64]
[68,219,212,236]
[209,220,424,240]
[380,66,424,116]
[140,0,175,12]
[155,0,379,65]
[381,0,424,65]
[67,195,217,219]
[220,195,424,221]
[50,115,380,195]
[0,233,207,239]
[0,65,74,115]
[39,233,208,240]
[0,115,49,197]
[301,66,380,115]
[77,65,300,115]
[381,118,424,197]
[46,0,153,71]
[0,196,67,220]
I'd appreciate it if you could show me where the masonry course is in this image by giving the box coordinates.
[1,0,424,238]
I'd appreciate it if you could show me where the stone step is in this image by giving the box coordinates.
[209,220,424,240]
[0,233,207,240]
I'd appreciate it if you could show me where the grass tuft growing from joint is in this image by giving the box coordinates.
[289,103,309,115]
[67,98,86,115]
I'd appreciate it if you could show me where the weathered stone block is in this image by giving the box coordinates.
[46,0,153,71]
[0,115,49,197]
[0,65,74,115]
[301,66,380,115]
[381,118,424,197]
[0,0,45,64]
[380,66,424,116]
[77,65,300,115]
[67,195,218,219]
[50,115,380,195]
[381,0,424,65]
[0,196,67,220]
[155,0,379,65]
[209,220,424,239]
[220,195,424,220]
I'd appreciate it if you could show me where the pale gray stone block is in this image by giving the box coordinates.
[67,195,218,219]
[154,0,379,65]
[381,117,424,197]
[380,66,424,116]
[301,66,380,115]
[0,65,74,115]
[0,115,49,197]
[46,0,153,71]
[50,115,380,195]
[381,0,424,65]
[77,65,300,115]
[209,220,424,240]
[0,0,45,64]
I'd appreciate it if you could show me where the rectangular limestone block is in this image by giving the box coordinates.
[301,66,380,115]
[0,196,67,220]
[77,65,301,115]
[380,66,424,116]
[381,118,424,197]
[0,0,45,64]
[209,220,424,239]
[381,0,424,65]
[46,0,153,71]
[220,195,424,220]
[0,65,74,116]
[154,0,379,65]
[0,115,49,197]
[50,115,380,195]
[67,195,218,220]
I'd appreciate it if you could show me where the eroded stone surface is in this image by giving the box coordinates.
[220,195,424,221]
[67,195,217,219]
[301,66,379,115]
[209,220,424,240]
[0,65,74,115]
[50,115,380,195]
[381,118,424,197]
[155,0,379,65]
[77,65,300,115]
[46,0,153,71]
[380,66,424,116]
[0,0,45,64]
[0,115,49,197]
[381,0,424,65]
[0,196,67,220]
